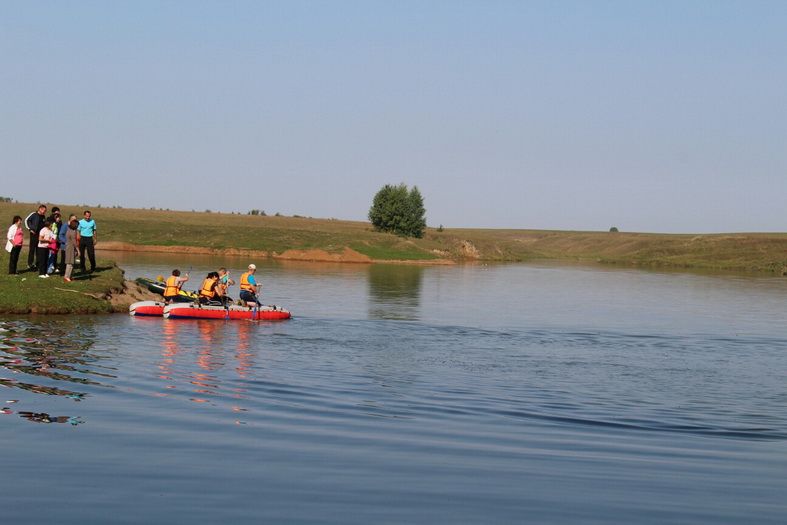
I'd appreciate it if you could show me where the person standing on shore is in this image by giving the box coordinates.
[78,210,97,274]
[25,204,47,270]
[57,214,75,274]
[63,218,79,282]
[47,210,62,274]
[36,220,55,278]
[7,215,24,275]
[46,206,61,227]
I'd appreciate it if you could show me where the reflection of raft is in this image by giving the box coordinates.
[164,303,291,320]
[135,277,197,302]
[129,300,166,316]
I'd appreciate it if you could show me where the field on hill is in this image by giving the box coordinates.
[2,202,787,272]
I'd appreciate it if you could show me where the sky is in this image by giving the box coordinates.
[1,1,786,233]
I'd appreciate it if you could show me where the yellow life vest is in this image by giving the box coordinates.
[240,272,254,291]
[199,277,218,299]
[164,276,181,298]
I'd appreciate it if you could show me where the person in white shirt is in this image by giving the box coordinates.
[6,215,24,275]
[37,221,55,277]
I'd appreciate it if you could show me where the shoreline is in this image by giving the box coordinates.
[96,241,456,266]
[2,203,787,274]
[0,261,159,315]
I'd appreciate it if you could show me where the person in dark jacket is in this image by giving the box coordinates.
[25,204,47,270]
[46,206,61,226]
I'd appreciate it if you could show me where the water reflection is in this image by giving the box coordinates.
[0,320,102,425]
[156,320,254,422]
[367,265,423,320]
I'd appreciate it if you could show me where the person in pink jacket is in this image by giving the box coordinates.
[6,215,24,275]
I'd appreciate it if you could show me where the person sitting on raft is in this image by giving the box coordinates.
[217,267,235,303]
[163,269,189,303]
[239,264,262,307]
[199,271,223,305]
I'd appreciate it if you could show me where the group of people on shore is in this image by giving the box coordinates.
[163,263,263,307]
[6,204,97,280]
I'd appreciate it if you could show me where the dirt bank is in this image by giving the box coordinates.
[108,280,161,312]
[99,242,454,265]
[99,242,269,257]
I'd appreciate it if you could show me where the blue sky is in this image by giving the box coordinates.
[1,1,785,232]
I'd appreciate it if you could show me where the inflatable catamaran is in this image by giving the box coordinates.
[129,301,291,320]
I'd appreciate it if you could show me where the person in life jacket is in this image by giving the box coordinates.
[199,272,221,304]
[239,264,262,307]
[163,269,189,303]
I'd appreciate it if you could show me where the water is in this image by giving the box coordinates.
[2,256,786,524]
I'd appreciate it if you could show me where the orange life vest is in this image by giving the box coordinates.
[164,276,181,297]
[240,272,254,291]
[199,277,218,299]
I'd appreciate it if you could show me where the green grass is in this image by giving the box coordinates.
[2,202,787,273]
[0,254,126,314]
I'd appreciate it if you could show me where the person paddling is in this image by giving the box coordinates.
[163,269,189,303]
[217,267,235,304]
[239,264,263,307]
[198,272,221,305]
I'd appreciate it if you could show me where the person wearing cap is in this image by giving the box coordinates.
[239,264,262,307]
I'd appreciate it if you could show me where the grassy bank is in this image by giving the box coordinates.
[0,257,129,314]
[2,202,787,273]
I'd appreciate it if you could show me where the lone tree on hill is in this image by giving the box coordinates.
[369,183,426,238]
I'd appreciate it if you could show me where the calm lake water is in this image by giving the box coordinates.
[2,253,786,524]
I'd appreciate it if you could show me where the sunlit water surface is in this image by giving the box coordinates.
[2,254,786,524]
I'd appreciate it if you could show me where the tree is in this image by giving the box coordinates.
[369,183,427,238]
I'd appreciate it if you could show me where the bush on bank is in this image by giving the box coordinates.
[368,184,427,238]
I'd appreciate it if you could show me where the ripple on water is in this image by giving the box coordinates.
[0,319,108,425]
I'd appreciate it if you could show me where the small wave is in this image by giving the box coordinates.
[487,407,787,441]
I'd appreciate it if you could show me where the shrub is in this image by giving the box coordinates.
[368,183,427,238]
[609,226,619,233]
